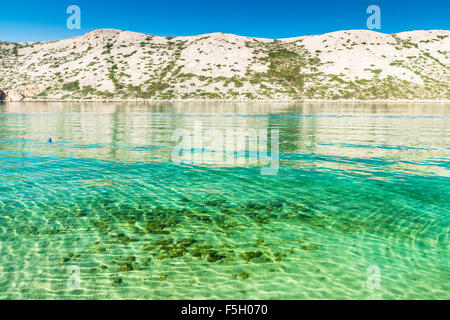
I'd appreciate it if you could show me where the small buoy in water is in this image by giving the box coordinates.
[47,137,52,143]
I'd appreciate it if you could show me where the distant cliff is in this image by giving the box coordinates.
[0,29,449,101]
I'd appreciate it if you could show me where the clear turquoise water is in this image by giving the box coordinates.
[0,102,448,299]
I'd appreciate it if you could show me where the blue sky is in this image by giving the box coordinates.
[1,0,449,42]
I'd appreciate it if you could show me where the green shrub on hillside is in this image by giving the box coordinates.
[62,80,80,91]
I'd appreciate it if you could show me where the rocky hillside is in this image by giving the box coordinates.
[0,29,449,101]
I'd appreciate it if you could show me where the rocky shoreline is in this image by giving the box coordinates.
[0,90,25,102]
[1,95,449,104]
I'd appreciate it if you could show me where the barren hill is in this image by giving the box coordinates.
[0,28,449,101]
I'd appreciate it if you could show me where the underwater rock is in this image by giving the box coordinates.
[301,243,319,250]
[115,232,138,242]
[205,198,227,207]
[219,208,234,215]
[146,222,171,234]
[220,241,235,248]
[269,201,283,208]
[244,202,266,210]
[120,236,136,242]
[179,238,196,247]
[191,249,202,257]
[170,249,186,258]
[242,251,263,261]
[113,277,122,284]
[226,250,236,258]
[154,239,173,246]
[25,226,38,235]
[41,227,60,235]
[118,263,134,272]
[59,253,74,263]
[232,272,250,279]
[253,215,271,224]
[206,250,226,262]
[75,209,88,217]
[159,245,171,252]
[193,215,212,223]
[296,213,313,220]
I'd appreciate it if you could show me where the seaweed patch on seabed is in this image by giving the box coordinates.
[2,194,330,280]
[3,186,431,283]
[85,196,300,265]
[4,191,421,279]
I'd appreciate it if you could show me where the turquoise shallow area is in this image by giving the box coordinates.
[0,102,448,299]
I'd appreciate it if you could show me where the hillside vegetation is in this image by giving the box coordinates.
[0,29,449,101]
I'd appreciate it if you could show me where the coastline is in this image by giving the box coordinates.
[2,98,450,104]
